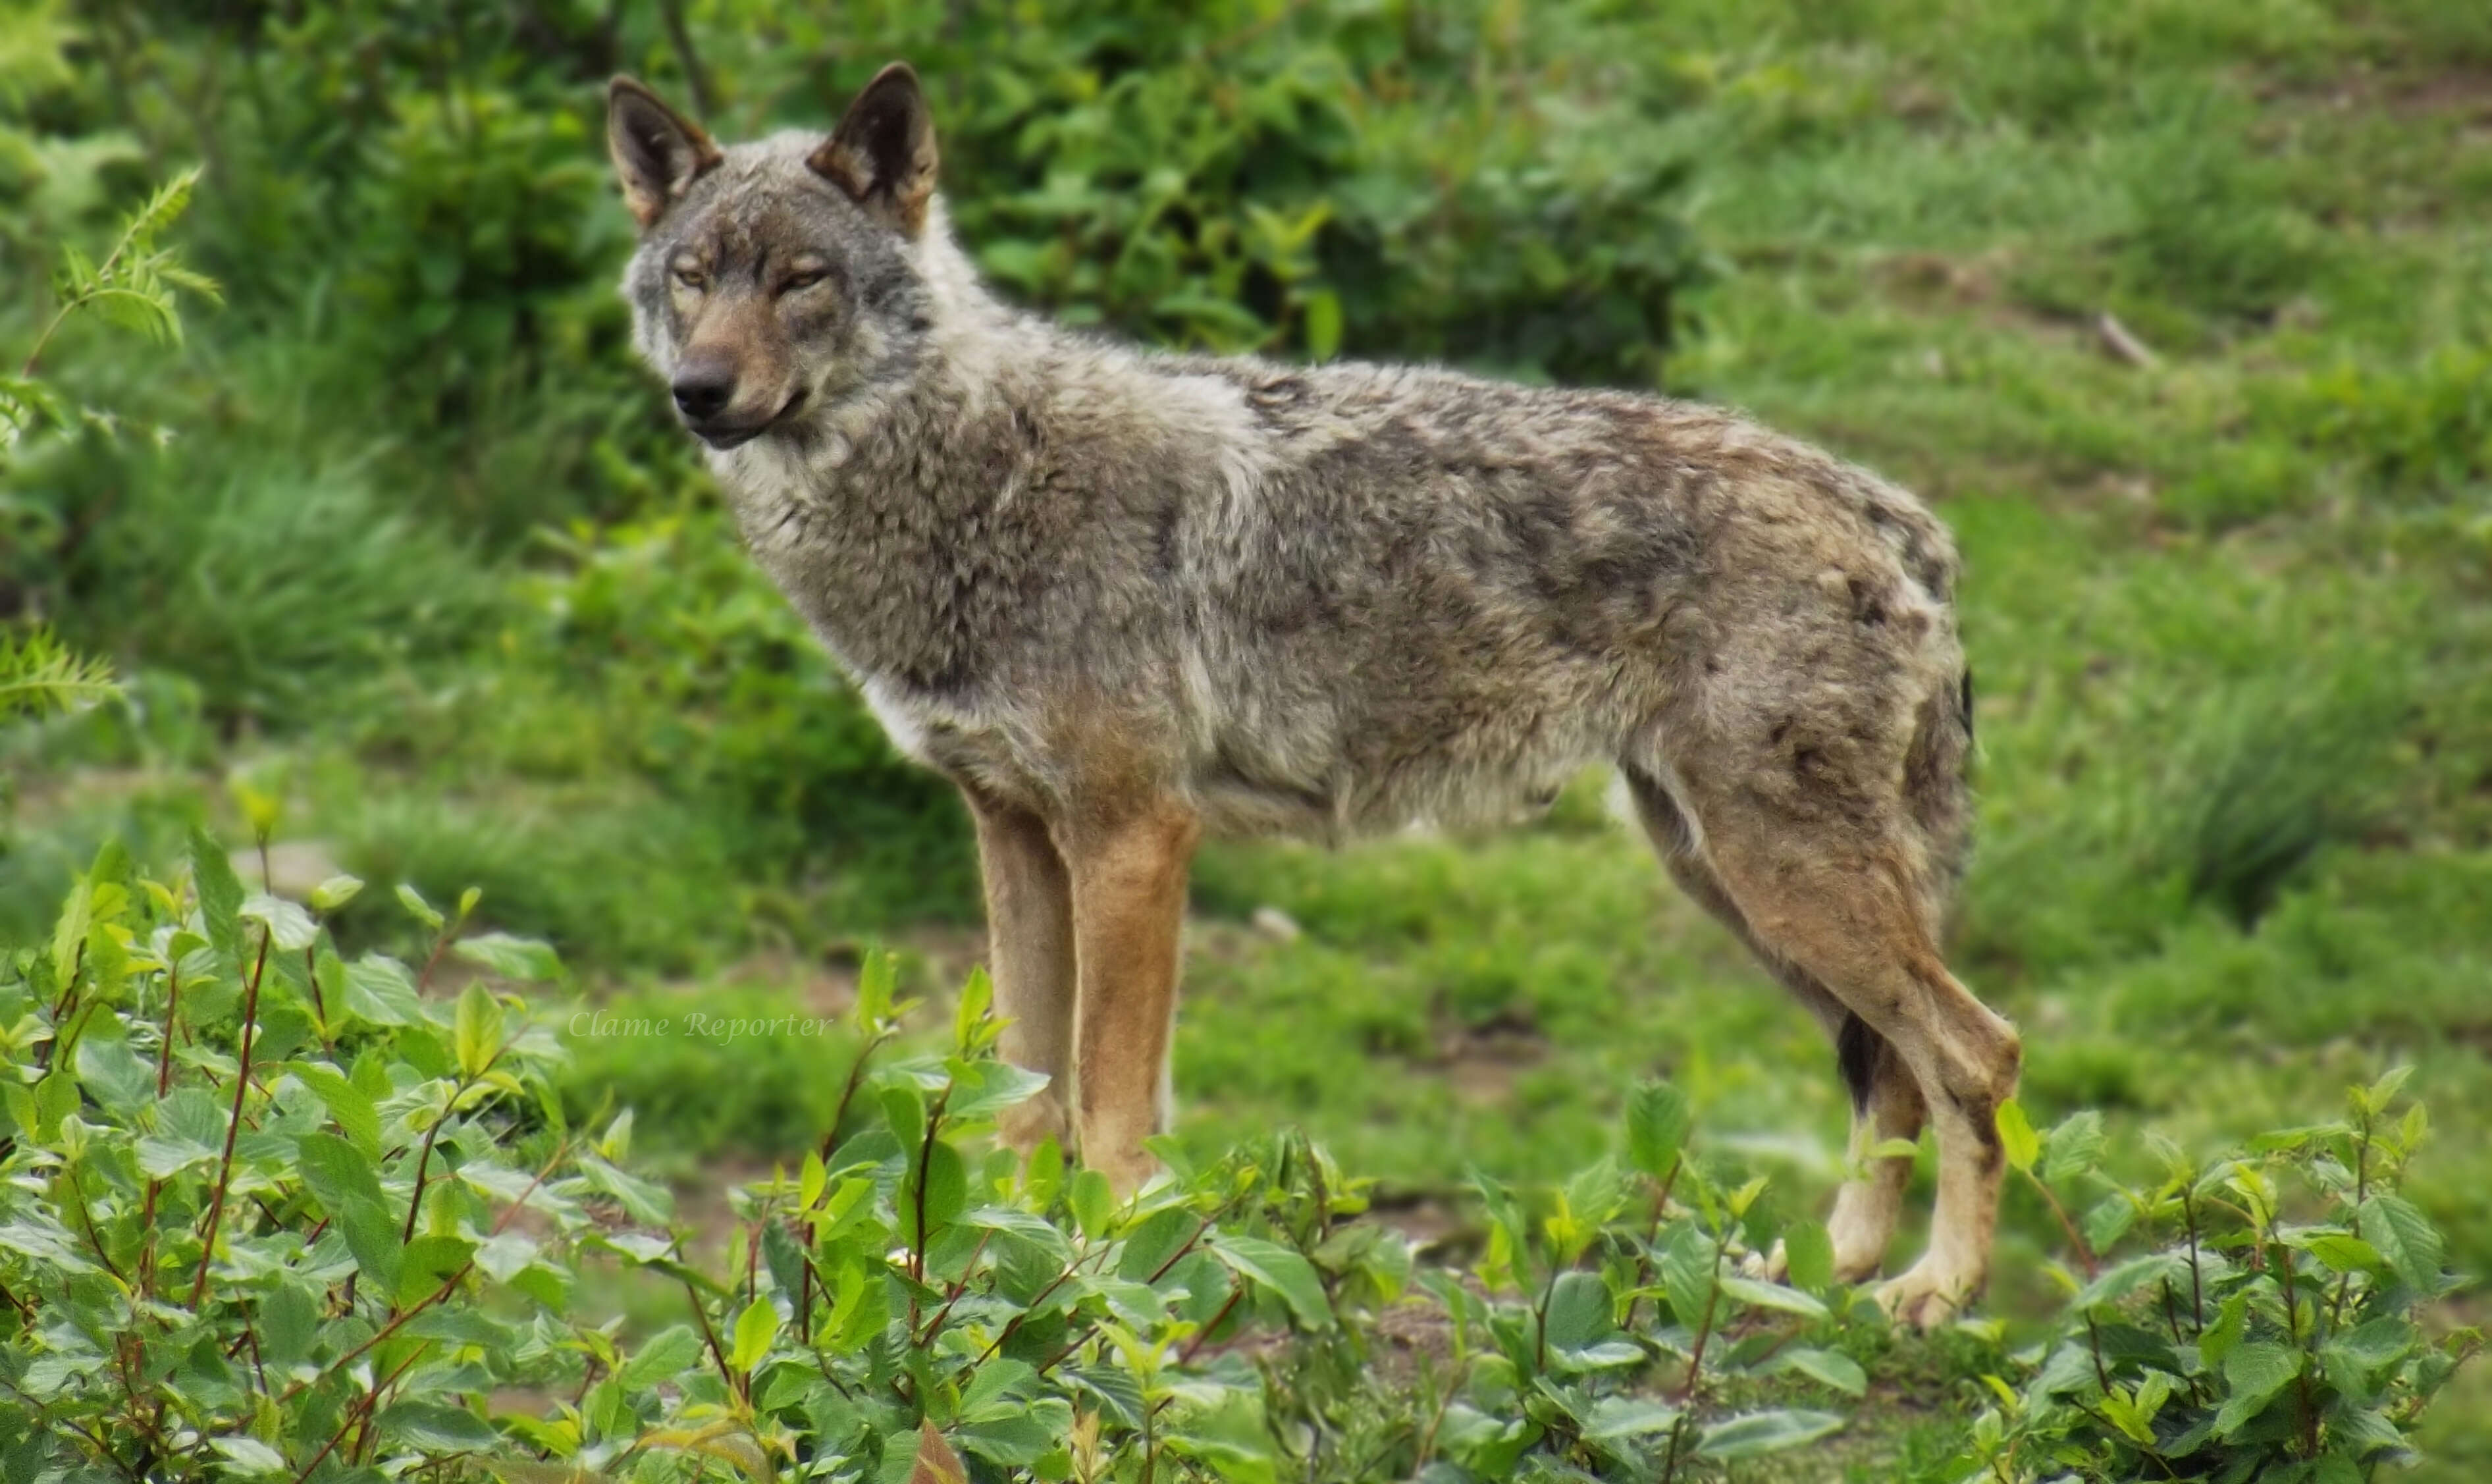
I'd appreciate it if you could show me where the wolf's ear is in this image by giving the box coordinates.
[608,77,722,229]
[810,63,940,236]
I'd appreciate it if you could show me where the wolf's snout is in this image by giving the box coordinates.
[672,371,735,421]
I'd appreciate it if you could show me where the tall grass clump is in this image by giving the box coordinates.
[55,456,499,725]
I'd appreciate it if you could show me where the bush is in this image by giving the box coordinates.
[3,834,2476,1481]
[1971,1077,2482,1481]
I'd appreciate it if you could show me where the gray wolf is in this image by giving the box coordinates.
[604,65,2021,1326]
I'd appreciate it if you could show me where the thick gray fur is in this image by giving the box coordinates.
[623,134,1972,873]
[614,71,2016,1323]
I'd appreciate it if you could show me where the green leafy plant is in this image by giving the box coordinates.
[2,163,217,452]
[0,831,599,1478]
[0,834,2478,1481]
[0,623,115,725]
[1967,1080,2480,1482]
[2,159,216,743]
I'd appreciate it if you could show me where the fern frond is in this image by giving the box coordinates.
[0,624,120,722]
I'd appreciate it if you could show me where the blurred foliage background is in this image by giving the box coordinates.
[4,0,2491,1472]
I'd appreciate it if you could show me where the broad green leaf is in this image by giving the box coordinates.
[963,1204,1074,1265]
[2199,1290,2250,1371]
[2071,1251,2185,1313]
[1716,1274,1828,1319]
[190,827,247,968]
[898,1140,967,1249]
[2358,1196,2445,1293]
[1780,1219,1834,1295]
[622,1325,706,1388]
[401,1232,479,1304]
[953,965,993,1049]
[396,882,445,930]
[1698,1408,1843,1458]
[452,932,562,982]
[880,1084,926,1156]
[948,1061,1053,1121]
[374,1400,501,1452]
[2084,1193,2139,1253]
[577,1153,673,1225]
[474,1231,538,1283]
[2330,1314,2419,1375]
[239,893,319,951]
[1659,1223,1718,1330]
[1207,1232,1335,1329]
[1070,1169,1115,1240]
[1770,1346,1867,1396]
[959,1358,1039,1421]
[2359,1065,2414,1115]
[1995,1098,2040,1174]
[454,982,504,1076]
[285,1061,380,1157]
[1626,1079,1690,1180]
[729,1295,781,1373]
[73,1026,154,1113]
[0,1217,98,1273]
[1582,1397,1681,1442]
[309,874,365,911]
[296,1130,403,1294]
[854,949,896,1027]
[2214,1342,2301,1438]
[47,876,90,990]
[209,1437,289,1477]
[1541,1269,1615,1352]
[344,955,423,1026]
[2042,1109,2106,1182]
[2289,1231,2385,1276]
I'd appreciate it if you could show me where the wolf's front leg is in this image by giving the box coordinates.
[965,788,1077,1159]
[1063,796,1200,1197]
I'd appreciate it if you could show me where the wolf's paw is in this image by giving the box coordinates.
[997,1091,1070,1163]
[1874,1261,1976,1331]
[1088,1146,1162,1202]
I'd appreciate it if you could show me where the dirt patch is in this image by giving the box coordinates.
[2391,65,2492,119]
[1432,1011,1548,1109]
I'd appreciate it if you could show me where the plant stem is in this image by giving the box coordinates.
[816,1028,892,1174]
[2181,1189,2204,1330]
[399,1080,464,1244]
[279,1136,571,1403]
[2024,1168,2098,1277]
[191,927,271,1308]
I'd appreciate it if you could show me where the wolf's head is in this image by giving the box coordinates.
[607,65,943,449]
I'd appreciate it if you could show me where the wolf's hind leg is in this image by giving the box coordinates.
[1061,796,1200,1198]
[1696,812,2019,1327]
[1621,766,1926,1283]
[966,788,1078,1159]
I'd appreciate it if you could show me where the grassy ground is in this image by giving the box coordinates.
[7,0,2489,1475]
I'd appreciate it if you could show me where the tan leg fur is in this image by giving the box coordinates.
[965,788,1078,1160]
[1060,797,1199,1196]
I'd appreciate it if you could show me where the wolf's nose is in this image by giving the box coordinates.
[672,374,735,421]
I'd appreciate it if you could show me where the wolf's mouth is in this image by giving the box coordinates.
[692,388,810,450]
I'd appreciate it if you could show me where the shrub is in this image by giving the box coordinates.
[1970,1076,2481,1481]
[3,835,2475,1481]
[679,1,1703,384]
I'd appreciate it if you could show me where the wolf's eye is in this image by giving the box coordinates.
[781,269,828,294]
[672,265,708,291]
